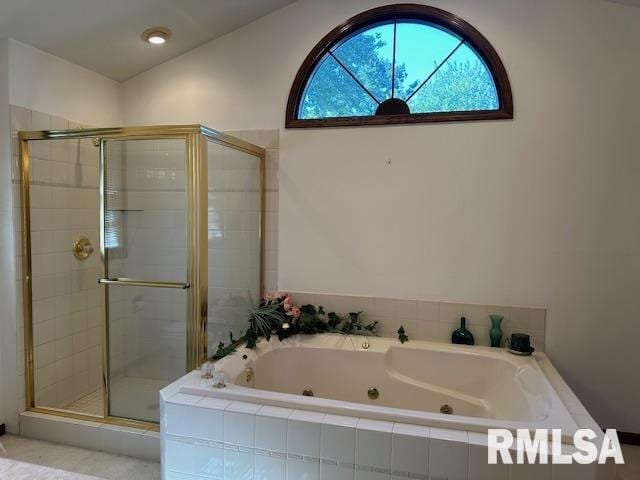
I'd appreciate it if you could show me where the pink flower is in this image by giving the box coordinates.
[264,291,290,306]
[288,306,301,319]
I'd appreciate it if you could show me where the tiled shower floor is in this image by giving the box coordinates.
[64,389,103,417]
[62,376,168,423]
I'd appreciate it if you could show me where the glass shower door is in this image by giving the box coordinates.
[100,138,188,423]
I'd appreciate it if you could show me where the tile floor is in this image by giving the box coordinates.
[0,432,636,479]
[619,443,640,480]
[0,434,160,479]
[65,389,104,416]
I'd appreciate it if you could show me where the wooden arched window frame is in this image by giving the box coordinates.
[286,4,513,128]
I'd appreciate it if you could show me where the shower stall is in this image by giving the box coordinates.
[19,125,264,428]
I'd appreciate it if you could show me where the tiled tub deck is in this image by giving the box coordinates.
[160,344,616,480]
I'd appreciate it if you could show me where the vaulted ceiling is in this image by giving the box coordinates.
[0,0,295,81]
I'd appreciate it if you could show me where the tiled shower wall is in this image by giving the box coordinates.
[206,140,262,351]
[225,130,279,293]
[10,106,103,411]
[105,138,188,384]
[206,130,279,352]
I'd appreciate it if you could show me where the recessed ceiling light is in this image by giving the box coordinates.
[142,27,171,45]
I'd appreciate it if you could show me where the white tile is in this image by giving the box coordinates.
[166,437,194,474]
[396,300,417,319]
[462,304,488,327]
[226,400,262,414]
[288,458,319,480]
[99,425,122,454]
[168,392,202,406]
[509,463,552,480]
[430,427,468,443]
[355,469,389,480]
[193,403,224,442]
[439,302,463,323]
[468,442,508,480]
[165,472,193,480]
[256,455,286,480]
[356,420,392,471]
[322,463,355,480]
[551,463,599,480]
[392,423,430,438]
[225,450,253,480]
[416,320,440,341]
[374,298,396,319]
[256,411,288,452]
[224,410,255,447]
[166,402,195,436]
[257,405,293,419]
[323,414,359,429]
[75,421,101,451]
[321,422,355,464]
[510,307,530,330]
[197,396,232,410]
[142,431,161,462]
[357,419,394,434]
[48,417,79,445]
[288,416,322,458]
[120,427,143,459]
[417,301,439,322]
[429,436,468,480]
[391,427,429,478]
[193,443,224,478]
[290,410,326,423]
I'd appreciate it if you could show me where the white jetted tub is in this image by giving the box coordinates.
[178,333,579,437]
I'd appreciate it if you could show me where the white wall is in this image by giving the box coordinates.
[8,39,122,126]
[122,0,640,433]
[0,38,123,433]
[0,38,13,430]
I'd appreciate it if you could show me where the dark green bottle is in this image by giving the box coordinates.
[451,317,474,345]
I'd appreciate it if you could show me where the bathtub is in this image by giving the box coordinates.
[178,333,579,439]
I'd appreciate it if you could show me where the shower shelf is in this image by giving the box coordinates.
[106,209,144,212]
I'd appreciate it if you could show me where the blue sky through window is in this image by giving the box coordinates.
[299,20,499,119]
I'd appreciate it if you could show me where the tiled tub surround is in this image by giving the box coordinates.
[11,106,103,413]
[290,292,547,351]
[160,345,615,480]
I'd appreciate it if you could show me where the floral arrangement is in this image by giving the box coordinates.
[212,292,411,359]
[243,292,379,350]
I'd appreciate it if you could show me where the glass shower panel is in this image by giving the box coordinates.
[207,140,262,352]
[28,136,103,416]
[103,138,188,423]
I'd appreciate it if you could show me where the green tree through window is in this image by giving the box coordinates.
[299,21,499,120]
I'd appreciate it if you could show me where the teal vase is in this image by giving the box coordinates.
[489,314,504,347]
[451,317,474,345]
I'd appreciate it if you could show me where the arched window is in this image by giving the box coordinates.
[286,4,513,128]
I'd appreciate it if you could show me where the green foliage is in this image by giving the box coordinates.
[245,302,378,349]
[397,325,409,344]
[340,311,378,336]
[409,60,498,113]
[300,30,496,118]
[248,304,283,342]
[213,332,237,360]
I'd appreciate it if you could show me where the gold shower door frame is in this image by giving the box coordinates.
[19,125,266,430]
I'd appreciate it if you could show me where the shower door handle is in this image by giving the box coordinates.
[98,278,190,289]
